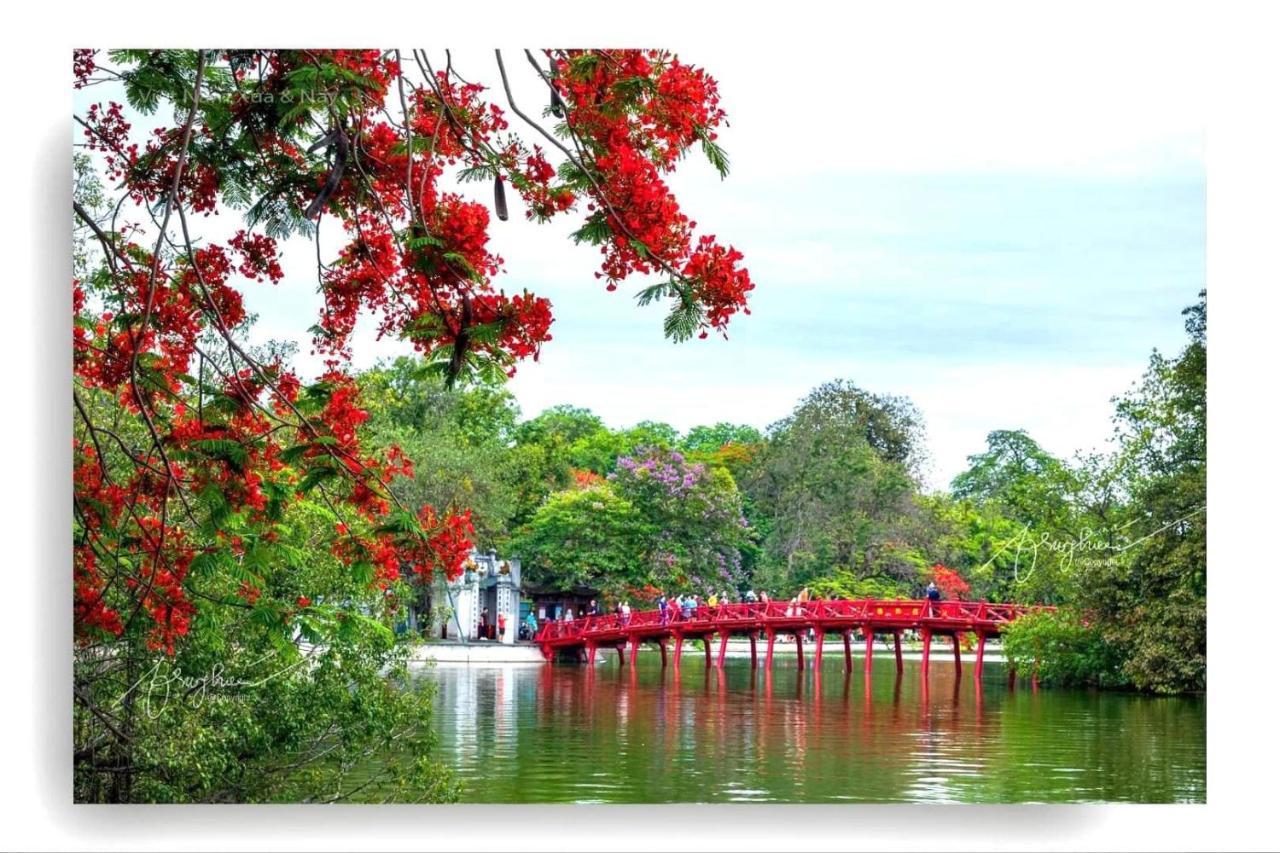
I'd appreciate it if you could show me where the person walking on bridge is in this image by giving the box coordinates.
[925,581,941,616]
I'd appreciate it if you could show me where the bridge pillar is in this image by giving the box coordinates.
[794,632,805,670]
[863,626,874,677]
[813,630,824,670]
[952,634,962,677]
[584,642,596,665]
[921,628,932,678]
[749,632,758,668]
[673,634,684,669]
[717,632,729,668]
[765,629,776,669]
[974,633,986,681]
[704,637,712,669]
[628,636,640,668]
[893,631,903,674]
[659,639,668,668]
[616,645,625,666]
[842,630,853,673]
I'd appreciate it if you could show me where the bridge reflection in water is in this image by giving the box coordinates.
[416,656,1206,803]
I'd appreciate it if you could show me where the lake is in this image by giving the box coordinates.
[416,653,1205,803]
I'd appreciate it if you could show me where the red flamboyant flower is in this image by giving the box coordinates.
[73,49,96,89]
[932,564,972,600]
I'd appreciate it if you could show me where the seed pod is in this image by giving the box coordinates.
[494,176,509,221]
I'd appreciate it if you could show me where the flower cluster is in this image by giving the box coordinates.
[73,49,96,89]
[610,447,749,592]
[552,50,754,336]
[932,564,972,600]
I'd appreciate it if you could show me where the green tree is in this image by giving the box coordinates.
[359,359,520,547]
[610,447,751,593]
[1001,292,1206,694]
[1076,291,1206,693]
[511,483,652,595]
[514,404,606,448]
[951,429,1078,528]
[74,494,458,803]
[748,380,924,593]
[947,431,1083,603]
[681,422,764,454]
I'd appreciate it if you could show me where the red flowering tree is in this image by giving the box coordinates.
[72,48,752,801]
[932,563,972,600]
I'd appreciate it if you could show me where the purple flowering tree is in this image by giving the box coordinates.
[609,447,750,594]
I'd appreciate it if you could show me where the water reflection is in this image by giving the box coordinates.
[414,656,1205,804]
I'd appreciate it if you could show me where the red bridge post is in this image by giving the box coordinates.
[794,632,805,670]
[717,631,729,668]
[842,630,853,673]
[749,632,758,668]
[704,637,712,669]
[863,626,874,677]
[893,631,903,674]
[974,632,986,681]
[765,629,776,669]
[659,639,668,667]
[628,636,640,668]
[673,634,684,669]
[813,630,825,670]
[921,628,933,678]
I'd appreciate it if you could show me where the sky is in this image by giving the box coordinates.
[78,39,1205,492]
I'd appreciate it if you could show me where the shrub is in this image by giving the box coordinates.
[1001,609,1130,689]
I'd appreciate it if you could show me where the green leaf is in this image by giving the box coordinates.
[635,281,675,307]
[191,438,249,472]
[696,127,731,179]
[296,464,339,495]
[457,164,497,184]
[663,300,703,343]
[570,213,612,246]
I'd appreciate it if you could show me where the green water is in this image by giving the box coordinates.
[417,654,1205,803]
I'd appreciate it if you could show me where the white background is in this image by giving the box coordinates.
[4,1,1276,849]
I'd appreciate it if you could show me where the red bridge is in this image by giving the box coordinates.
[536,599,1048,681]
